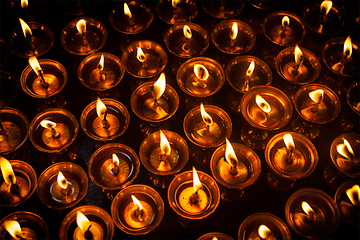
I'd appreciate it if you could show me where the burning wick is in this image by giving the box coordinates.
[150,72,166,110]
[159,130,171,162]
[182,25,192,53]
[171,0,181,23]
[309,89,324,113]
[193,64,209,88]
[111,154,120,175]
[332,36,352,73]
[124,2,134,26]
[301,201,315,222]
[97,54,105,81]
[225,138,239,175]
[280,16,290,38]
[96,97,110,129]
[336,138,354,161]
[29,57,49,88]
[77,211,93,240]
[136,47,148,68]
[255,95,271,119]
[292,45,304,76]
[244,61,255,92]
[190,167,202,204]
[346,184,360,207]
[19,18,36,51]
[76,19,89,45]
[21,0,28,9]
[200,103,213,133]
[40,120,60,138]
[0,156,19,194]
[229,22,238,48]
[131,195,144,221]
[283,134,295,164]
[57,171,70,195]
[320,0,332,24]
[4,220,27,240]
[258,225,272,240]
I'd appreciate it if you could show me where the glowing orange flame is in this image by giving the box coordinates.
[212,237,218,240]
[320,0,332,15]
[183,25,192,39]
[136,47,146,63]
[246,61,255,77]
[346,184,360,206]
[309,89,324,104]
[96,97,107,119]
[152,73,166,101]
[40,120,56,129]
[336,138,354,160]
[21,0,28,9]
[200,103,213,126]
[112,153,120,167]
[283,133,295,150]
[124,2,132,19]
[193,166,202,193]
[344,35,352,57]
[76,211,91,232]
[194,64,209,81]
[19,18,32,38]
[131,195,143,210]
[301,201,314,216]
[258,225,271,239]
[172,0,181,8]
[0,156,16,185]
[255,95,271,113]
[29,57,42,77]
[230,22,238,40]
[282,16,290,28]
[76,19,86,34]
[294,45,303,65]
[57,171,68,189]
[160,130,171,156]
[4,220,22,239]
[225,138,238,167]
[98,54,104,71]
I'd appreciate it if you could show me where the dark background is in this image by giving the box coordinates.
[1,0,359,239]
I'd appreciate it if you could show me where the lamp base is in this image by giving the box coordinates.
[291,115,320,139]
[3,144,31,163]
[324,163,350,189]
[240,123,273,150]
[219,185,244,201]
[37,94,67,112]
[148,172,175,188]
[48,143,78,164]
[177,215,207,229]
[267,169,296,191]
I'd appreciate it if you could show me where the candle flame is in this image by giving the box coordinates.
[294,44,303,65]
[19,18,32,38]
[212,237,218,240]
[283,133,295,150]
[183,25,192,39]
[194,64,209,81]
[320,0,332,15]
[152,72,166,101]
[225,138,238,167]
[76,211,91,232]
[160,130,171,156]
[112,153,120,166]
[309,89,324,104]
[0,156,16,185]
[258,225,271,239]
[76,19,86,34]
[57,171,68,189]
[136,47,146,63]
[200,103,213,126]
[28,57,43,77]
[346,184,360,206]
[21,0,28,9]
[192,166,202,193]
[282,16,290,28]
[96,97,107,119]
[336,139,354,160]
[301,201,314,216]
[230,22,238,40]
[124,2,132,19]
[344,35,352,57]
[255,95,271,113]
[131,195,143,211]
[4,220,22,239]
[40,120,57,129]
[98,54,104,71]
[246,61,255,77]
[172,0,181,8]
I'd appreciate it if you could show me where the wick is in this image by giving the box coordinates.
[150,86,159,110]
[9,175,19,193]
[111,164,119,175]
[82,32,89,46]
[38,70,49,88]
[51,127,60,138]
[161,154,168,162]
[190,191,199,204]
[320,7,326,24]
[305,212,314,222]
[243,75,251,92]
[182,40,190,53]
[97,64,104,81]
[292,55,304,76]
[135,208,144,222]
[229,159,238,175]
[126,15,134,26]
[101,110,110,129]
[26,34,36,51]
[280,24,288,38]
[84,225,93,240]
[287,147,295,164]
[311,95,323,113]
[60,182,70,195]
